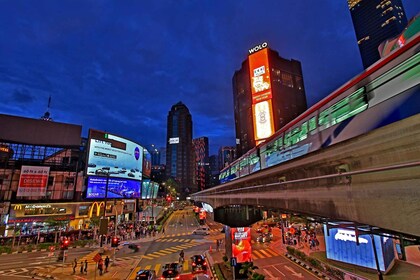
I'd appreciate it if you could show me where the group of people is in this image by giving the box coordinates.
[72,259,88,274]
[72,256,110,275]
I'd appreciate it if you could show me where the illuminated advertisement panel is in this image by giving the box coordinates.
[141,179,151,199]
[231,227,252,263]
[252,100,275,141]
[248,48,272,103]
[143,149,152,178]
[152,182,159,199]
[324,225,395,272]
[86,129,143,181]
[17,166,50,197]
[86,176,141,199]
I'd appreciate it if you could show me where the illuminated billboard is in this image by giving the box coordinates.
[86,129,143,181]
[141,180,159,199]
[248,45,275,142]
[17,166,50,197]
[143,149,152,178]
[231,227,252,263]
[169,137,179,144]
[252,100,275,140]
[86,176,141,199]
[324,226,395,272]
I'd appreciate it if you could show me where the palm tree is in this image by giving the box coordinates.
[238,261,265,280]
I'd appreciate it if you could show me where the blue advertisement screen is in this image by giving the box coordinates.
[86,176,141,199]
[141,179,150,199]
[324,225,394,271]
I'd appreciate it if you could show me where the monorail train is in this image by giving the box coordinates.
[219,21,420,184]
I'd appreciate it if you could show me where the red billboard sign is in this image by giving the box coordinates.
[231,227,252,263]
[17,166,50,197]
[248,46,275,142]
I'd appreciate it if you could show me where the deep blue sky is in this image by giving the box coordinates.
[1,1,419,155]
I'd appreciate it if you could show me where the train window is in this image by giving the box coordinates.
[318,87,367,131]
[309,116,317,133]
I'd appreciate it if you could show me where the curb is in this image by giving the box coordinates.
[204,251,219,280]
[285,253,332,280]
[1,245,92,255]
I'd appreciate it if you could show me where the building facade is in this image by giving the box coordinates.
[233,44,308,156]
[193,137,210,192]
[165,102,194,198]
[348,0,408,69]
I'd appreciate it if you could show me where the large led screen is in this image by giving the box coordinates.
[86,176,141,199]
[248,47,272,103]
[252,100,275,141]
[86,129,143,181]
[324,226,395,272]
[141,179,152,199]
[231,227,252,263]
[143,149,152,178]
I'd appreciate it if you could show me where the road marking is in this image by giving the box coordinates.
[272,265,286,276]
[284,265,303,278]
[263,268,279,279]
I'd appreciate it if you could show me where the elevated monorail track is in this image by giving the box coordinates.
[192,114,420,238]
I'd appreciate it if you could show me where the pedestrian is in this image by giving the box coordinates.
[80,261,84,274]
[98,258,103,275]
[104,256,110,272]
[84,260,88,274]
[72,258,77,274]
[216,240,220,251]
[162,227,165,235]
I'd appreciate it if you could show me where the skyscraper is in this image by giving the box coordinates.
[348,0,408,69]
[166,102,194,198]
[233,43,307,157]
[193,137,209,191]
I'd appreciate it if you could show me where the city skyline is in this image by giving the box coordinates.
[1,1,419,154]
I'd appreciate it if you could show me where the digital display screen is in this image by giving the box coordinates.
[86,129,143,181]
[252,100,275,141]
[86,176,141,199]
[231,227,252,263]
[143,149,152,178]
[248,48,272,103]
[324,225,394,271]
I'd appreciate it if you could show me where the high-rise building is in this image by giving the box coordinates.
[193,137,209,192]
[233,43,307,157]
[208,155,220,187]
[348,0,408,69]
[218,146,236,170]
[166,102,194,198]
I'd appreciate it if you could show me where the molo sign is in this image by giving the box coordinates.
[248,42,268,54]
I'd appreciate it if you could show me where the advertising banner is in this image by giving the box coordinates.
[252,100,275,141]
[86,176,141,199]
[324,225,395,272]
[141,179,151,199]
[143,149,152,178]
[248,48,272,103]
[17,166,50,197]
[87,129,143,181]
[231,227,252,263]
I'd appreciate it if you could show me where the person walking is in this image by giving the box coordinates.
[80,261,84,274]
[104,256,110,272]
[72,258,77,274]
[162,227,165,235]
[98,258,104,275]
[84,260,88,274]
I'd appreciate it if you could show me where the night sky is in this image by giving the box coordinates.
[1,1,419,155]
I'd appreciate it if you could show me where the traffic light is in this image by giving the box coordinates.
[111,237,120,248]
[61,240,70,250]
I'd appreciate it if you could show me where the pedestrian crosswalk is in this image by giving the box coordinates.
[252,248,279,259]
[141,241,199,260]
[155,238,196,243]
[126,248,279,280]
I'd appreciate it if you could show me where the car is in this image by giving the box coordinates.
[193,274,210,280]
[193,226,210,235]
[128,172,135,177]
[123,242,140,252]
[256,233,272,243]
[88,163,96,168]
[95,169,108,175]
[161,263,180,279]
[191,254,207,272]
[136,269,157,280]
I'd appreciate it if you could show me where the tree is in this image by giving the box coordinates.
[44,217,69,243]
[239,262,265,280]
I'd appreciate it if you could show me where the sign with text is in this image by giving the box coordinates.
[17,166,50,197]
[231,227,252,263]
